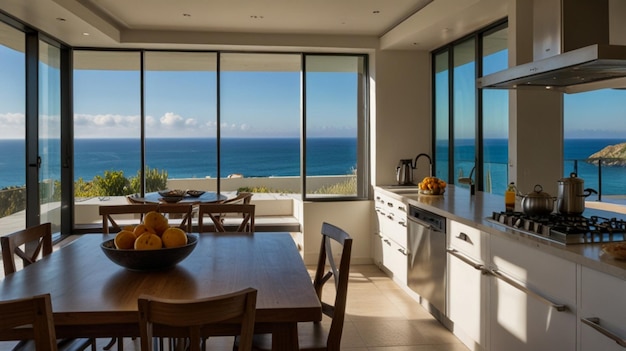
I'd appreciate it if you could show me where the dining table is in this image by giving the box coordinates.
[142,191,227,204]
[0,232,322,351]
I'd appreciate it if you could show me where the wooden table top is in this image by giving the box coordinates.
[143,191,227,204]
[0,233,321,330]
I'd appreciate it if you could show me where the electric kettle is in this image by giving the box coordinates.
[396,159,414,185]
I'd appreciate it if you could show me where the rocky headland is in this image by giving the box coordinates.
[587,142,626,166]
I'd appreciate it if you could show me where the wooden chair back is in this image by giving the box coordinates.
[222,192,253,205]
[197,204,255,233]
[1,225,96,351]
[137,288,257,351]
[99,204,193,234]
[238,222,353,351]
[1,223,53,276]
[0,294,58,351]
[314,222,353,350]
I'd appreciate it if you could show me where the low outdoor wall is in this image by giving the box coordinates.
[167,175,354,193]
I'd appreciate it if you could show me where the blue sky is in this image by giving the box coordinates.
[1,44,625,140]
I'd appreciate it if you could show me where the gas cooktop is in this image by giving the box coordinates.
[487,211,626,245]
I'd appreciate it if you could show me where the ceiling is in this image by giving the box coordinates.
[0,0,508,52]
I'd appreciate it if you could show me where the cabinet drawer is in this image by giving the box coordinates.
[380,234,408,285]
[374,192,407,248]
[448,220,486,261]
[490,235,576,305]
[580,266,626,351]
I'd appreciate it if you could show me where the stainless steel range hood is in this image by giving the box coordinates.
[478,0,626,93]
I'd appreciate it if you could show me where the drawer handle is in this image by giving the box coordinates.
[581,317,626,347]
[489,269,568,312]
[383,239,391,245]
[398,206,406,212]
[397,248,408,256]
[386,202,394,207]
[455,232,471,243]
[398,220,406,227]
[446,248,484,271]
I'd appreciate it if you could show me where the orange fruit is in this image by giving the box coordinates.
[143,211,169,236]
[114,230,137,249]
[161,227,188,248]
[123,225,136,232]
[134,223,155,237]
[134,232,163,250]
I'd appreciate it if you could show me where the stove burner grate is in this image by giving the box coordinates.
[489,211,626,244]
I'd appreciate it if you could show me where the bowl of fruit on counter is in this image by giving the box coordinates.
[418,176,447,196]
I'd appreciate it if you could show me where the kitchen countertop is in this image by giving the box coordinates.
[376,185,626,280]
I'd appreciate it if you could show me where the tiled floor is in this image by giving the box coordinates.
[1,264,468,350]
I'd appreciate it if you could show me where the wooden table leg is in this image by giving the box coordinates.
[271,322,298,351]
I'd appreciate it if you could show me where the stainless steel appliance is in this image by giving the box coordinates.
[407,205,447,314]
[487,211,626,245]
[478,0,626,93]
[396,159,414,185]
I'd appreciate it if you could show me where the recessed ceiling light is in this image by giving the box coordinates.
[250,15,264,19]
[82,32,90,36]
[183,13,191,17]
[373,10,380,14]
[56,17,66,22]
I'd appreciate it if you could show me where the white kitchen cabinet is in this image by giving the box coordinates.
[373,190,408,285]
[488,235,577,351]
[579,266,626,351]
[447,220,489,351]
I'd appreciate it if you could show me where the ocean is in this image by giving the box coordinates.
[0,138,357,188]
[1,138,625,197]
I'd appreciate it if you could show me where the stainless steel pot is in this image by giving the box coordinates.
[520,184,555,216]
[557,173,597,215]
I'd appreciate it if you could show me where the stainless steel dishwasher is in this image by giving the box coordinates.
[407,205,447,315]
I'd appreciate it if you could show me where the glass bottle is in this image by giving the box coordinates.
[505,182,517,212]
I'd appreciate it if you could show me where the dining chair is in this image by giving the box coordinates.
[138,287,258,351]
[0,224,96,351]
[197,204,255,232]
[0,294,58,351]
[223,192,253,205]
[99,203,193,234]
[235,222,352,351]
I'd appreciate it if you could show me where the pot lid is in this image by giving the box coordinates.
[558,172,584,184]
[524,184,552,198]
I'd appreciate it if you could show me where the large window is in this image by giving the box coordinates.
[73,51,141,198]
[219,53,301,185]
[481,26,509,193]
[0,22,25,235]
[564,90,626,202]
[70,50,368,227]
[305,55,365,197]
[433,21,508,195]
[145,52,217,190]
[434,52,450,183]
[453,38,476,188]
[38,40,62,231]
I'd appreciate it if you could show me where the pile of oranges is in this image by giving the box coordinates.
[113,211,188,250]
[418,176,447,194]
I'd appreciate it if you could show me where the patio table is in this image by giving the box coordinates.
[0,232,321,351]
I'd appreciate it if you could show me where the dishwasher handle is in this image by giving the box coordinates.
[408,215,436,231]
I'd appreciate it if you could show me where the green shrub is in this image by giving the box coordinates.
[93,170,132,196]
[130,167,168,193]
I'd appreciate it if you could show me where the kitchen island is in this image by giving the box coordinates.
[374,185,626,351]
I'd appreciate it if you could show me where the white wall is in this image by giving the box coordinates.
[372,50,432,186]
[301,201,372,265]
